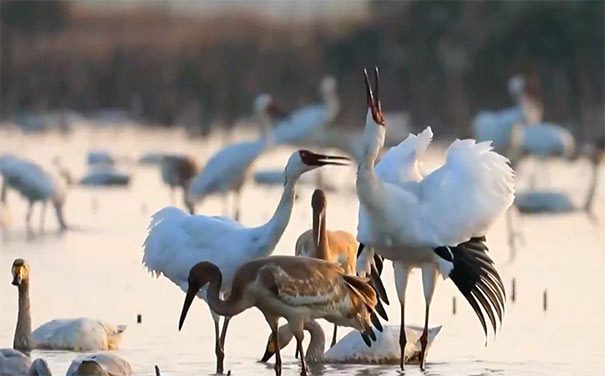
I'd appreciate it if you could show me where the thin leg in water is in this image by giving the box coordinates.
[233,188,242,221]
[330,324,338,348]
[394,262,410,369]
[265,317,281,376]
[420,263,437,370]
[294,329,308,376]
[213,318,224,374]
[25,202,34,234]
[39,201,47,233]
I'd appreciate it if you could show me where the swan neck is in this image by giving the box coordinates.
[304,320,326,363]
[14,280,33,352]
[314,210,329,260]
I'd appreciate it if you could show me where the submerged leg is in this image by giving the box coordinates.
[420,263,437,370]
[294,330,307,376]
[213,319,224,374]
[265,318,282,376]
[39,201,47,233]
[25,202,34,233]
[330,324,338,348]
[394,262,410,369]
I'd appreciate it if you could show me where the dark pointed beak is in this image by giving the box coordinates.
[315,154,350,166]
[179,285,198,330]
[260,348,275,363]
[12,275,21,286]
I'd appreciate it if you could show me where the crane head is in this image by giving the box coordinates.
[363,67,385,127]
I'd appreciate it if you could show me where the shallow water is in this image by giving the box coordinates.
[1,125,604,375]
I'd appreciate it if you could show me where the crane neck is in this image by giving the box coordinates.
[356,119,385,209]
[205,264,251,317]
[14,279,33,352]
[313,209,329,261]
[253,176,298,257]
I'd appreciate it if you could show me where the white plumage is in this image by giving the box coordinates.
[66,353,132,376]
[144,149,349,374]
[0,348,31,376]
[186,139,267,216]
[514,122,575,158]
[0,155,67,231]
[355,68,511,369]
[31,318,126,352]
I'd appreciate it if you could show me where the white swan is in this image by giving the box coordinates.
[0,348,32,376]
[10,259,127,353]
[261,320,441,365]
[0,354,132,376]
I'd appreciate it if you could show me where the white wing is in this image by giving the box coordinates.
[142,207,249,293]
[270,105,330,145]
[189,140,266,198]
[0,157,58,201]
[418,139,515,246]
[31,318,124,351]
[357,128,432,257]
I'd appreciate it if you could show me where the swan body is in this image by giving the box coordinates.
[87,151,115,166]
[31,319,126,352]
[66,353,132,376]
[515,190,575,213]
[514,122,575,158]
[10,259,127,353]
[0,349,31,376]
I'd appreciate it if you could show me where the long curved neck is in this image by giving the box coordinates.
[303,320,326,363]
[583,161,600,212]
[253,177,298,257]
[14,279,33,352]
[356,115,386,210]
[205,268,250,317]
[313,210,329,260]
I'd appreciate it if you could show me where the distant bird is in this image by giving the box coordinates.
[295,189,358,347]
[186,95,286,218]
[179,256,381,376]
[0,156,67,232]
[10,259,127,353]
[80,165,131,187]
[160,155,198,206]
[139,152,175,166]
[261,320,441,365]
[270,76,340,147]
[143,150,349,374]
[1,354,133,376]
[87,151,115,166]
[472,75,543,155]
[253,93,288,136]
[355,68,511,369]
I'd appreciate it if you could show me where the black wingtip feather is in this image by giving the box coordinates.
[360,332,371,347]
[435,237,505,341]
[357,242,365,258]
[374,295,389,321]
[370,311,383,332]
[370,264,390,305]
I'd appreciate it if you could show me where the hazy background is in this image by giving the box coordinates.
[1,0,603,138]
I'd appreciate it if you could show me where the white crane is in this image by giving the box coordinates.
[270,76,340,147]
[185,94,285,218]
[160,155,198,206]
[261,320,441,365]
[143,149,349,374]
[0,155,67,232]
[355,68,513,369]
[10,259,127,353]
[472,75,543,155]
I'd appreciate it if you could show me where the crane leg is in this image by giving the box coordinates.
[25,202,34,234]
[213,319,224,374]
[222,193,229,217]
[294,328,308,376]
[419,303,430,370]
[265,317,282,376]
[169,187,176,206]
[330,324,338,348]
[39,201,47,233]
[233,189,241,222]
[394,262,410,369]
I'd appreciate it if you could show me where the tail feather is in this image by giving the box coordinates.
[435,237,505,340]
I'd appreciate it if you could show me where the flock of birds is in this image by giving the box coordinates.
[1,68,603,376]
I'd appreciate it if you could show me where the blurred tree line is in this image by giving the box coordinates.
[1,0,603,139]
